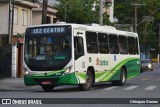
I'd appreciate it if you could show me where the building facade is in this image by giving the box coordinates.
[0,0,57,78]
[32,5,57,25]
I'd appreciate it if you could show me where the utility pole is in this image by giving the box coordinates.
[11,0,14,40]
[99,0,103,25]
[42,0,48,24]
[131,3,146,32]
[144,22,148,59]
[8,0,12,44]
[99,0,112,25]
[8,0,15,44]
[64,3,67,22]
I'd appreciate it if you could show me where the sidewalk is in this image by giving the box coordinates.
[153,63,160,69]
[0,78,25,91]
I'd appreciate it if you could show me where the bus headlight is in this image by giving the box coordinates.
[64,65,72,74]
[24,68,31,75]
[25,71,30,75]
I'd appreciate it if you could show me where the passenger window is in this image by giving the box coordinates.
[109,34,119,54]
[86,32,98,53]
[135,38,139,54]
[119,36,127,54]
[98,33,109,54]
[128,37,136,55]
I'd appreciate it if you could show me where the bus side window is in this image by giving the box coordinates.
[119,35,127,54]
[109,34,119,54]
[74,37,84,60]
[128,37,136,55]
[98,33,109,54]
[86,32,98,53]
[135,38,139,55]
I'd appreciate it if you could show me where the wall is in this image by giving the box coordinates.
[32,11,42,25]
[13,4,32,35]
[47,13,57,23]
[0,2,9,35]
[32,11,57,25]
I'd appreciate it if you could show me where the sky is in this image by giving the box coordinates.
[48,0,59,5]
[38,0,59,5]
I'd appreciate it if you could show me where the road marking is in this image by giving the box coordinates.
[145,86,157,90]
[103,86,118,90]
[124,86,138,90]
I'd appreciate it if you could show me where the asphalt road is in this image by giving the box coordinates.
[0,63,160,107]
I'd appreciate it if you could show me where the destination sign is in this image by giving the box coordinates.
[29,27,66,35]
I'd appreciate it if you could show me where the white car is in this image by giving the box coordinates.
[141,59,153,72]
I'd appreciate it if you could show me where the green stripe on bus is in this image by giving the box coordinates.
[75,58,140,82]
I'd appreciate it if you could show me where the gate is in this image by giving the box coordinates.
[0,47,12,78]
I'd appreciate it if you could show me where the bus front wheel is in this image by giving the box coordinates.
[112,68,126,86]
[41,85,54,92]
[79,71,93,91]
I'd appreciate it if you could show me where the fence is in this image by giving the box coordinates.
[0,47,12,78]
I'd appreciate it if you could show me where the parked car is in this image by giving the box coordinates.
[141,59,153,72]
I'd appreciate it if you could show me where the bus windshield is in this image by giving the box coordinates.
[24,26,72,71]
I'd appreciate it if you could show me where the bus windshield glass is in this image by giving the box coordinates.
[24,26,72,71]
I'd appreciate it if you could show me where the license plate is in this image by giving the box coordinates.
[42,81,51,85]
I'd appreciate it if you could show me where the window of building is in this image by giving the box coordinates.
[98,33,109,54]
[53,18,57,23]
[109,34,119,54]
[14,7,18,24]
[46,16,51,24]
[22,9,28,26]
[119,35,127,54]
[86,31,98,53]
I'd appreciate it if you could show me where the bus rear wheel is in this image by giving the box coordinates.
[41,85,54,92]
[112,68,126,86]
[79,71,93,91]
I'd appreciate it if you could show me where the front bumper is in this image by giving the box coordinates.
[24,72,79,86]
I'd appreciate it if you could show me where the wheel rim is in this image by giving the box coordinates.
[122,72,126,83]
[85,76,91,87]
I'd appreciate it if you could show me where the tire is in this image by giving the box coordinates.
[79,71,93,91]
[112,68,127,86]
[41,85,54,92]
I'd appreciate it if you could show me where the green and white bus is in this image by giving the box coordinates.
[24,23,140,91]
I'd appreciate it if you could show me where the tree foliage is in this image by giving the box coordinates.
[114,0,160,50]
[55,0,111,25]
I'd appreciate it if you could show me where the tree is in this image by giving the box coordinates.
[55,0,111,25]
[114,0,160,52]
